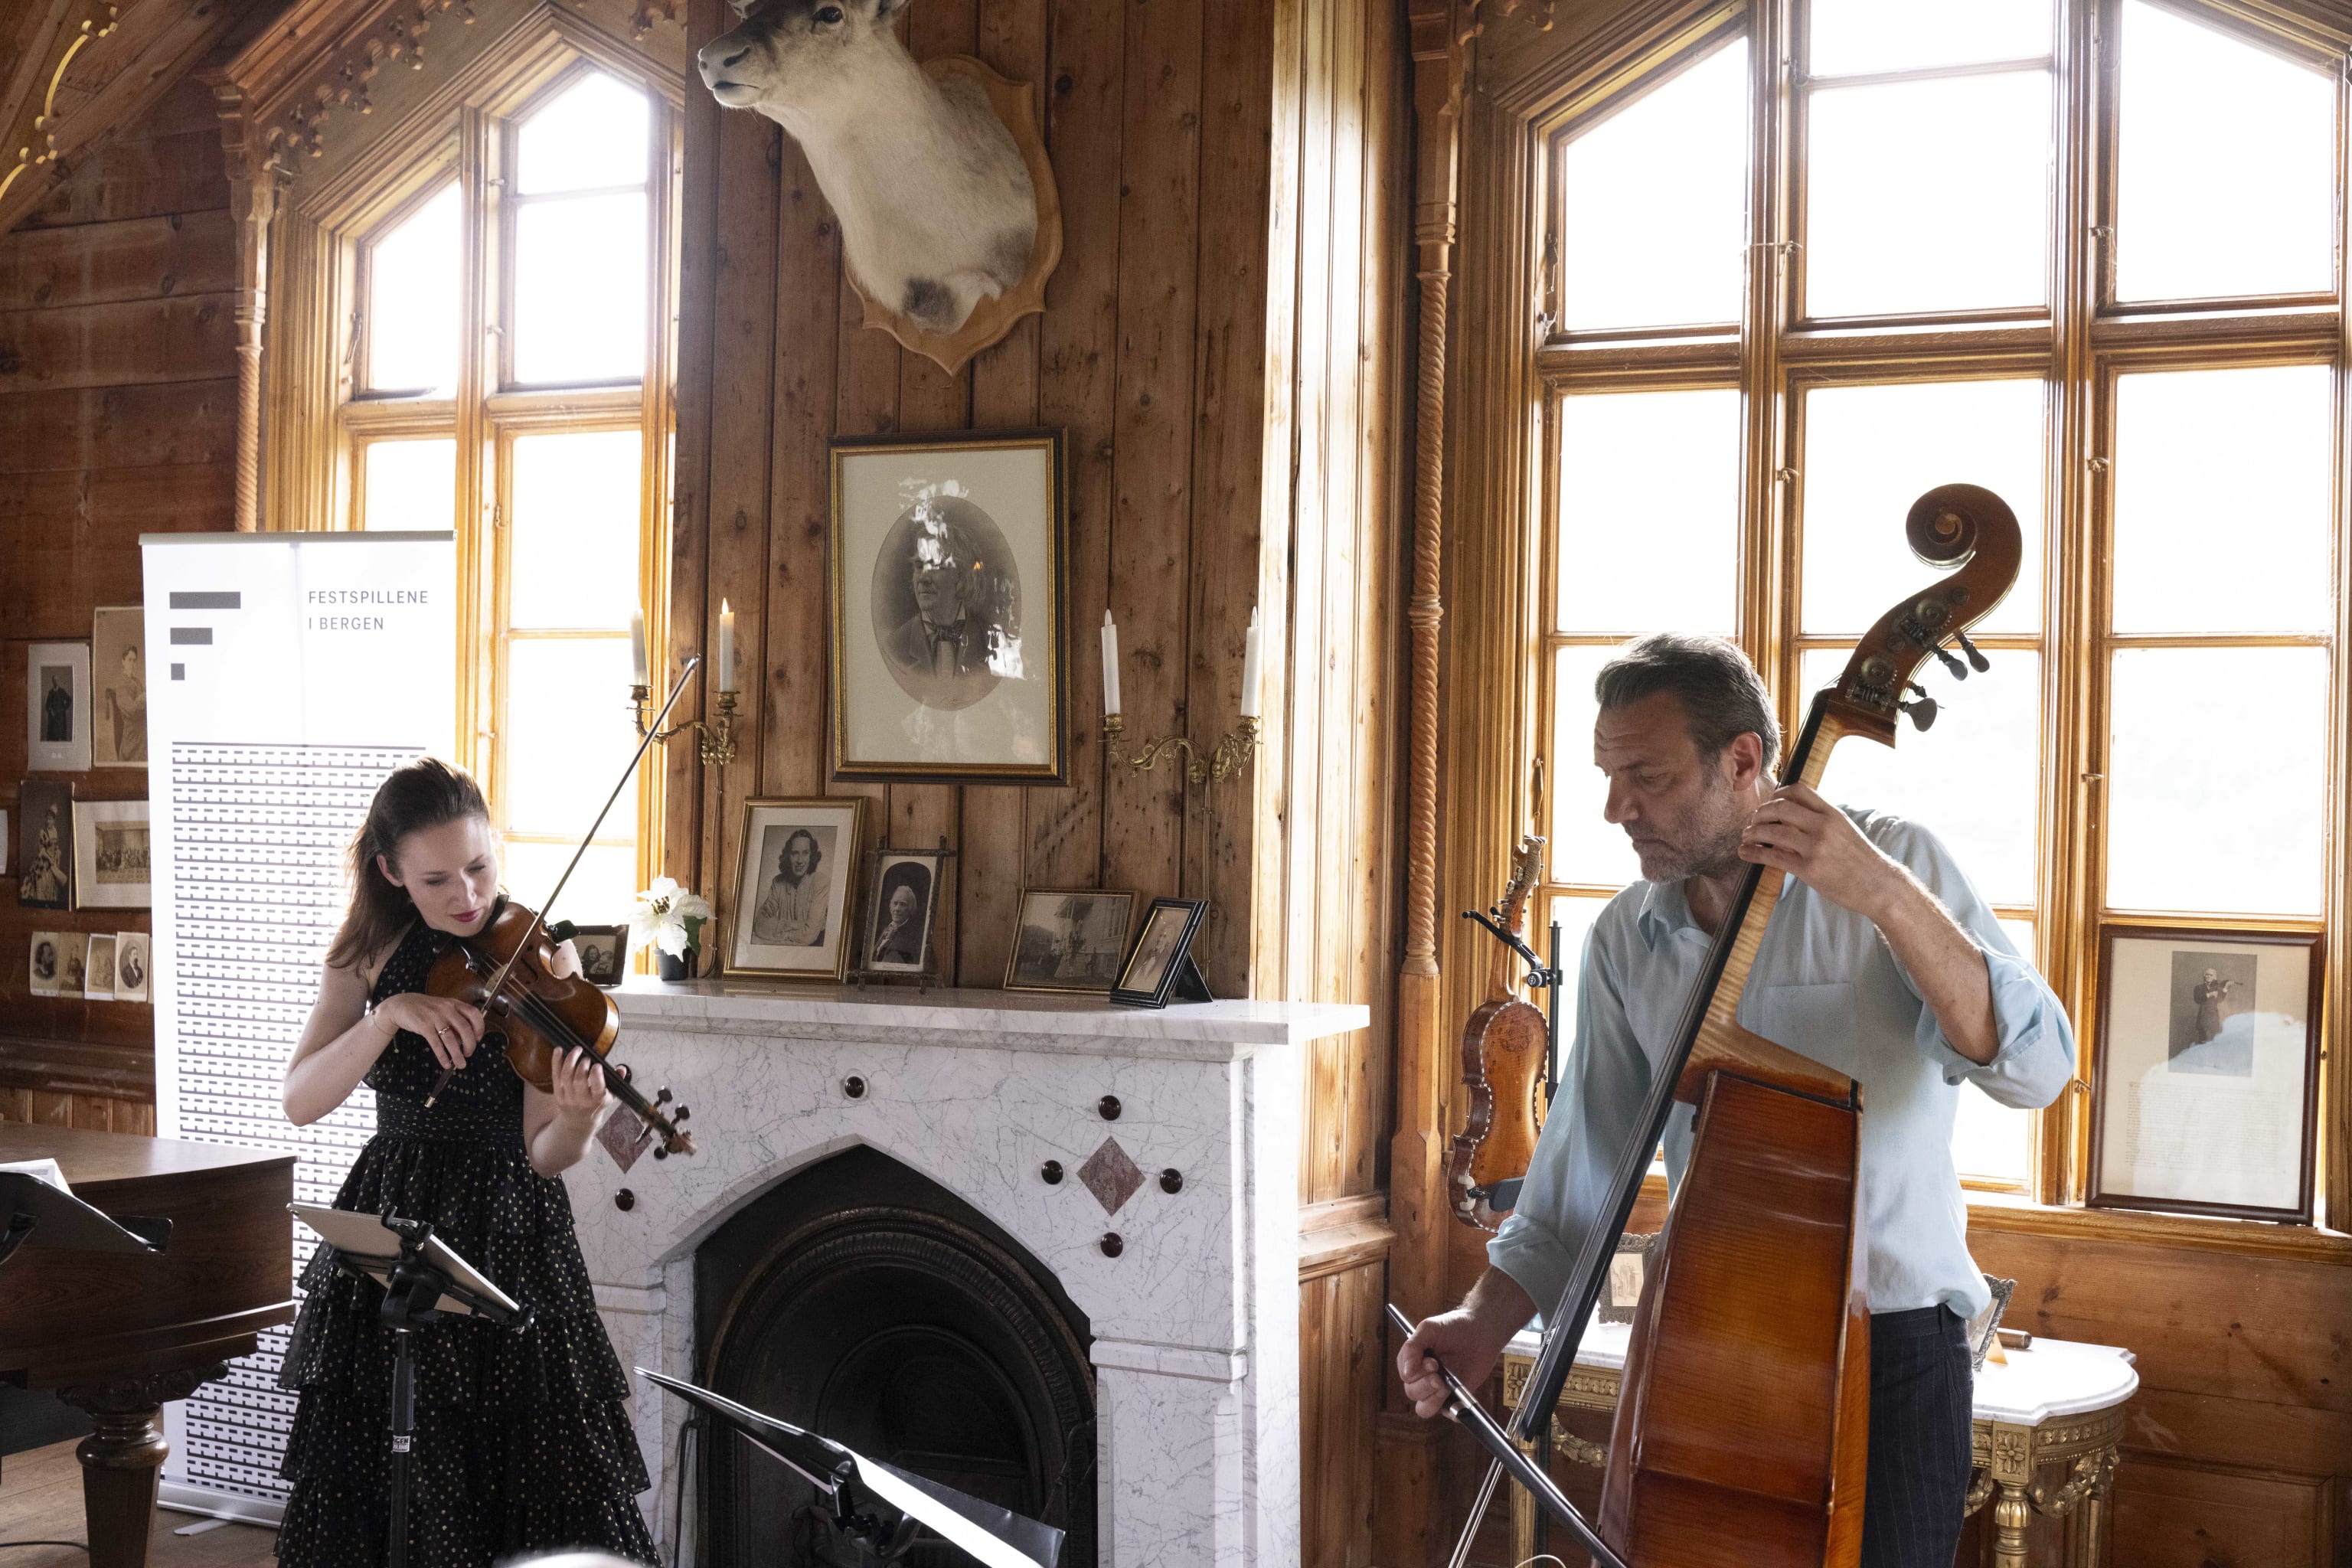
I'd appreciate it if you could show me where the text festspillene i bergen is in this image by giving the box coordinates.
[306,586,430,632]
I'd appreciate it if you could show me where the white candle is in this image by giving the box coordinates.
[717,599,735,694]
[1100,609,1122,717]
[1240,606,1263,720]
[629,609,648,686]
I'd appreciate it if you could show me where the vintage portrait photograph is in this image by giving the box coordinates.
[831,431,1068,782]
[53,931,88,995]
[84,933,117,1000]
[72,799,151,910]
[16,779,74,910]
[1005,888,1137,993]
[28,933,61,997]
[727,797,866,980]
[2091,926,2323,1223]
[90,606,149,768]
[861,851,944,975]
[27,642,92,773]
[570,925,629,987]
[1112,897,1210,1008]
[113,929,150,1003]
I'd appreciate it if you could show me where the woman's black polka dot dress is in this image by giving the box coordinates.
[275,920,659,1567]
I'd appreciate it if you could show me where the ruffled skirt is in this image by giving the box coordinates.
[274,1120,658,1568]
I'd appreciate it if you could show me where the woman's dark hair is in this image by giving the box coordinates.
[1592,632,1782,775]
[779,828,822,883]
[325,756,491,969]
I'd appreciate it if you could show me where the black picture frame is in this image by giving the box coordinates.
[2088,923,2323,1224]
[855,848,949,978]
[1109,898,1214,1010]
[570,924,630,988]
[15,779,74,910]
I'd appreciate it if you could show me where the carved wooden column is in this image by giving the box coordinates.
[57,1363,227,1568]
[207,77,283,533]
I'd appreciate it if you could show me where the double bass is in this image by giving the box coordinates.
[1402,483,2024,1568]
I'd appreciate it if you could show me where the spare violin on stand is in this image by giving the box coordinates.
[1401,483,2024,1568]
[1447,834,1563,1229]
[419,658,706,1159]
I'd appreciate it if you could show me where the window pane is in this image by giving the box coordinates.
[1801,648,2041,907]
[1805,71,2050,318]
[1557,389,1740,634]
[1809,0,2050,76]
[366,184,461,394]
[1800,379,2045,636]
[509,430,643,629]
[1547,893,1613,1049]
[2116,1,2334,302]
[1553,645,1644,890]
[2112,365,2332,635]
[504,636,642,840]
[2107,647,2329,915]
[517,72,650,195]
[360,438,455,531]
[513,193,647,384]
[1952,920,2037,1183]
[1559,39,1749,332]
[501,840,638,929]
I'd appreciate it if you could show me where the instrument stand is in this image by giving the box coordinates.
[1458,910,1568,1214]
[325,1213,531,1568]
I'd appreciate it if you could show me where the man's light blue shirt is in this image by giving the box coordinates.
[1488,806,2076,1321]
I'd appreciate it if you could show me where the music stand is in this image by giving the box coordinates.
[637,1367,1065,1568]
[291,1204,532,1568]
[0,1171,165,1269]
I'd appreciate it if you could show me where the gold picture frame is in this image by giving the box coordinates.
[726,796,867,981]
[1004,888,1138,995]
[828,430,1069,782]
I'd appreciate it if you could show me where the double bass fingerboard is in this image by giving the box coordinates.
[162,742,404,1510]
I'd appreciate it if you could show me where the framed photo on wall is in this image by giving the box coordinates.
[830,430,1069,783]
[72,799,150,910]
[727,797,866,980]
[857,848,947,977]
[17,780,74,910]
[113,930,151,1002]
[90,606,148,769]
[27,642,91,773]
[2089,925,2322,1223]
[1004,888,1138,994]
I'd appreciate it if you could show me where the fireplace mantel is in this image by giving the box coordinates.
[570,978,1369,1567]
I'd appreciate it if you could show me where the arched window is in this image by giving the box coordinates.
[273,37,680,923]
[1534,2,2342,1201]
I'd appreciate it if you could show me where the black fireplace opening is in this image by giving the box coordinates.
[694,1145,1096,1566]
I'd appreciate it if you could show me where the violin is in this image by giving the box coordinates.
[1446,835,1549,1230]
[424,899,697,1158]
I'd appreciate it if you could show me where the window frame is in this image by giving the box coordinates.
[1503,0,2351,1225]
[263,21,684,911]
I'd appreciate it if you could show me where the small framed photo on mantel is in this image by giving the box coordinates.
[1005,888,1138,995]
[727,797,867,982]
[2089,924,2323,1223]
[852,847,951,984]
[829,430,1069,784]
[1109,897,1214,1010]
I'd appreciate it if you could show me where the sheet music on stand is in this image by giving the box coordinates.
[144,531,455,1524]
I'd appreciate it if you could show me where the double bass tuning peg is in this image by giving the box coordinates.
[1957,631,1990,672]
[1932,645,1968,680]
[1900,683,1938,732]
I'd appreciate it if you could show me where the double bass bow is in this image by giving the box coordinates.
[419,657,707,1159]
[1404,483,2024,1568]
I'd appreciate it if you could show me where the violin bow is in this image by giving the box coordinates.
[426,657,704,1105]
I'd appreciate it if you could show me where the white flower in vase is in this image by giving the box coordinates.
[632,877,714,960]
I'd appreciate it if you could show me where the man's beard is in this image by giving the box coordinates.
[1632,776,1750,884]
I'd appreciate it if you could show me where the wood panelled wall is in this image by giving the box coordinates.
[0,72,235,1135]
[661,2,1408,1564]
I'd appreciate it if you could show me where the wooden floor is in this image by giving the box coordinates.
[0,1441,276,1568]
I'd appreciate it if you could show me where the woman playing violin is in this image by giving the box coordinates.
[275,756,658,1568]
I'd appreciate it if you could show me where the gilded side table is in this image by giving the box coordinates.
[1499,1321,2137,1568]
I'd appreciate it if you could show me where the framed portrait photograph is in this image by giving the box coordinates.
[1005,888,1138,994]
[1110,897,1213,1009]
[90,606,148,769]
[16,780,74,910]
[28,933,62,998]
[858,849,946,976]
[72,799,150,910]
[53,931,89,997]
[830,430,1069,782]
[570,924,629,987]
[2089,925,2323,1223]
[27,642,91,773]
[84,934,117,1001]
[727,797,867,980]
[113,929,151,1003]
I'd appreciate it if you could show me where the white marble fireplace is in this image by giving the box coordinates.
[566,981,1367,1567]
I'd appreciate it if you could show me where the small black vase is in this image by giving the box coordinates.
[657,949,698,982]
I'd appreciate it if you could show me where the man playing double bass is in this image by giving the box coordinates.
[1399,634,2076,1568]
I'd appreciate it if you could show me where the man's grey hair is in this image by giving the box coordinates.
[1593,633,1781,775]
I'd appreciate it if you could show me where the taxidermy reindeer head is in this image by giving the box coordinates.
[698,0,1037,338]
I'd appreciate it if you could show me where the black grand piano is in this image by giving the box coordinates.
[0,1123,296,1568]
